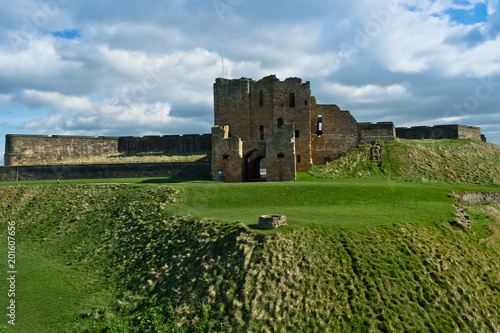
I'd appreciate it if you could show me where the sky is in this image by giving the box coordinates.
[1,0,500,166]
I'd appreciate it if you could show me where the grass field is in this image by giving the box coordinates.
[167,173,495,228]
[0,176,499,332]
[0,139,499,332]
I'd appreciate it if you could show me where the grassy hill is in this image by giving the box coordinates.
[0,179,499,332]
[310,139,500,186]
[0,139,499,332]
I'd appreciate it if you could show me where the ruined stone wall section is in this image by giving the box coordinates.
[272,77,313,172]
[457,125,481,141]
[0,162,210,182]
[118,134,211,154]
[5,134,212,166]
[396,125,482,141]
[211,126,244,182]
[5,135,119,166]
[214,77,252,142]
[310,105,359,164]
[359,122,396,144]
[214,75,314,173]
[249,75,277,143]
[266,124,296,182]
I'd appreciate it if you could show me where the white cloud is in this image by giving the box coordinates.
[362,3,500,77]
[21,90,92,111]
[324,83,410,104]
[487,0,499,14]
[22,98,211,136]
[0,36,79,76]
[0,0,499,146]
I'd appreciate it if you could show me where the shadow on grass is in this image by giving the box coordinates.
[140,176,212,184]
[247,224,261,230]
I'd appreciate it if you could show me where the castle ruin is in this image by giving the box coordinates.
[3,75,485,182]
[210,75,484,182]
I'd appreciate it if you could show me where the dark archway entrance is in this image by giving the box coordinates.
[244,150,266,182]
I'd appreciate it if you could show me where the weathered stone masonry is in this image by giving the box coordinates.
[5,134,211,166]
[211,75,360,182]
[0,162,210,182]
[3,75,485,183]
[210,75,484,182]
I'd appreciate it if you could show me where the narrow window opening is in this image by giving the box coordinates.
[277,152,285,159]
[259,89,264,107]
[296,155,301,163]
[277,118,284,129]
[305,100,308,105]
[295,130,300,138]
[316,115,323,136]
[259,126,264,140]
[289,93,296,107]
[223,154,230,160]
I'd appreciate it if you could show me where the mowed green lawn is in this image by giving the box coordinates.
[1,174,495,230]
[167,173,495,228]
[0,241,115,333]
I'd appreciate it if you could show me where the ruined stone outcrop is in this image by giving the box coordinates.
[258,215,287,230]
[370,143,382,167]
[454,206,472,228]
[451,191,500,204]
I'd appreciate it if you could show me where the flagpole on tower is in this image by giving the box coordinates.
[221,40,224,78]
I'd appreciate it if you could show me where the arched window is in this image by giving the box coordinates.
[277,118,284,129]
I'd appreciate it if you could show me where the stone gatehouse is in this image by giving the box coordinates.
[211,75,484,182]
[3,74,485,182]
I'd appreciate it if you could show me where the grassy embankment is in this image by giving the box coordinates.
[25,152,210,166]
[310,139,500,186]
[0,139,499,332]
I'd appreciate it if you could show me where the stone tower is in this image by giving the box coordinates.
[211,75,359,182]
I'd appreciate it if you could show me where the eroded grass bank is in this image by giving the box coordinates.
[0,182,499,332]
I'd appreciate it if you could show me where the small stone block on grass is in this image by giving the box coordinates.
[258,215,287,230]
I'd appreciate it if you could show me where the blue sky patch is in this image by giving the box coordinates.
[445,3,488,25]
[50,29,81,39]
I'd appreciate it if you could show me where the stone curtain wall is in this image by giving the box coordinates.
[118,134,212,154]
[5,135,119,166]
[5,134,212,166]
[395,125,482,141]
[456,125,482,141]
[310,105,360,164]
[0,167,17,182]
[359,122,396,144]
[0,162,211,182]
